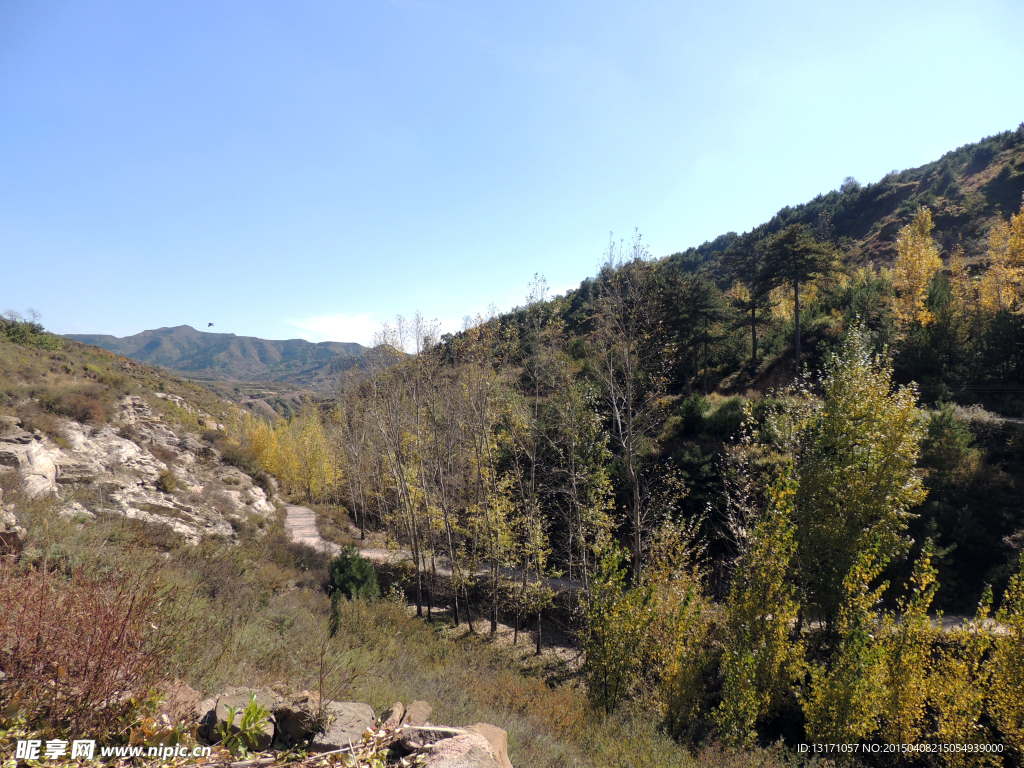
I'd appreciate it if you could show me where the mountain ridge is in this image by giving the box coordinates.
[64,324,366,384]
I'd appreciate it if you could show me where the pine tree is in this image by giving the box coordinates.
[759,224,836,371]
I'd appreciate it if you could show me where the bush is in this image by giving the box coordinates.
[328,546,380,602]
[1,318,62,350]
[0,558,177,738]
[156,469,178,493]
[37,386,108,424]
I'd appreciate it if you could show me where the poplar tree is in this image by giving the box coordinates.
[591,231,664,577]
[716,468,802,747]
[790,327,927,628]
[891,206,943,328]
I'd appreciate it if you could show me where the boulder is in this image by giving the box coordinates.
[397,724,511,768]
[0,504,25,553]
[420,732,504,768]
[467,724,512,768]
[402,699,432,727]
[271,691,326,748]
[17,442,57,497]
[308,701,375,752]
[397,726,468,752]
[197,687,280,751]
[157,679,203,723]
[58,501,95,520]
[379,701,405,730]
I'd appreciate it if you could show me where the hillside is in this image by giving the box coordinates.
[662,124,1024,275]
[64,324,366,385]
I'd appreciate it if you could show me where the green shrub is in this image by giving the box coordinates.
[1,318,63,350]
[328,546,380,602]
[327,546,380,636]
[156,470,178,493]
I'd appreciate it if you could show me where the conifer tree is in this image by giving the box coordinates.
[759,223,836,371]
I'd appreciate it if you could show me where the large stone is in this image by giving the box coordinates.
[197,687,280,751]
[271,691,326,748]
[18,442,57,498]
[419,733,503,768]
[397,724,511,768]
[379,701,405,730]
[0,504,25,554]
[157,679,203,722]
[467,724,512,768]
[397,726,468,752]
[402,699,432,727]
[308,701,375,752]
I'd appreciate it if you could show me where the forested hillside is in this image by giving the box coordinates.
[215,126,1024,762]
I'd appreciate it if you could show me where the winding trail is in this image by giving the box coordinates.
[283,504,580,591]
[284,504,339,555]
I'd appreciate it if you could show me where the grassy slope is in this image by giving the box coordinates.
[0,328,230,438]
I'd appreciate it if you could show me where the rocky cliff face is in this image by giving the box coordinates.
[0,394,275,544]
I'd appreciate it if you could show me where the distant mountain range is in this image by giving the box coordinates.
[65,325,366,384]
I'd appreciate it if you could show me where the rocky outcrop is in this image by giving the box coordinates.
[0,417,56,498]
[0,397,276,544]
[0,496,26,553]
[193,689,513,767]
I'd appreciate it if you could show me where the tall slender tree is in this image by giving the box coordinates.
[590,231,664,579]
[760,224,836,371]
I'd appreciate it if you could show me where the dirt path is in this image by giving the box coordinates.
[284,504,340,555]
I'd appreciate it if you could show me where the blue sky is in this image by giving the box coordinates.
[2,0,1022,345]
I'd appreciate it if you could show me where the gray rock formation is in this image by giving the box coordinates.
[309,701,376,752]
[0,396,276,543]
[192,690,513,767]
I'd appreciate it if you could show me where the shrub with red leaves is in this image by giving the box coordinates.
[0,557,178,738]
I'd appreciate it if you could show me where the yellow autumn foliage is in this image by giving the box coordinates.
[978,198,1024,313]
[892,206,943,327]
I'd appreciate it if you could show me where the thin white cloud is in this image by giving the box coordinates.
[286,313,381,346]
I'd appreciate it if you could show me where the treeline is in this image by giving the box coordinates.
[222,193,1024,613]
